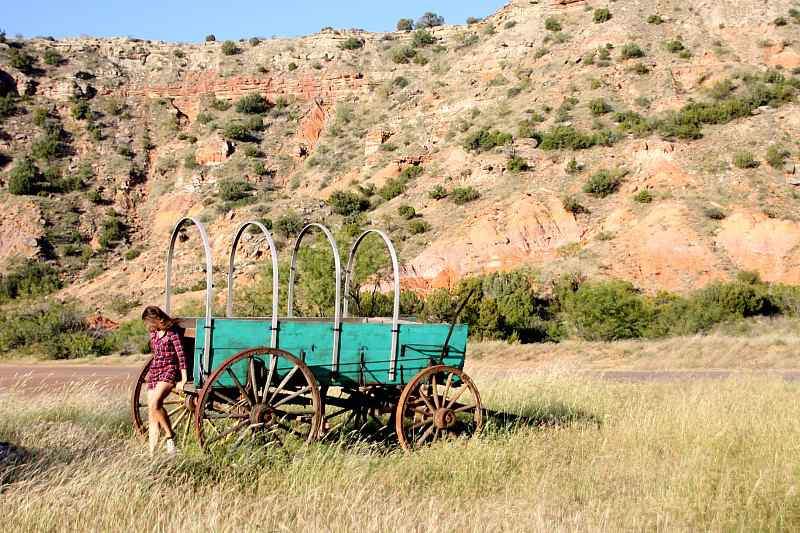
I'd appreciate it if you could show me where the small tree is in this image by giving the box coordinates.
[466,17,482,25]
[416,12,444,28]
[221,40,239,55]
[205,34,216,42]
[451,187,480,204]
[397,205,416,219]
[620,43,645,59]
[235,92,269,114]
[339,36,364,50]
[412,29,435,47]
[593,8,612,23]
[43,49,64,66]
[583,169,623,197]
[218,179,252,201]
[544,17,562,31]
[327,190,369,216]
[396,18,414,31]
[8,158,38,195]
[8,49,35,73]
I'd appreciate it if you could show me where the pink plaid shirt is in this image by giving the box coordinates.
[147,328,186,389]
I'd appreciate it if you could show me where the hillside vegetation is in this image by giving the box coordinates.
[1,1,800,357]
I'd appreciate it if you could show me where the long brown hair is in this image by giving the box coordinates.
[141,305,177,330]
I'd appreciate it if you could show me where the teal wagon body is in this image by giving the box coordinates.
[130,216,482,452]
[192,318,468,389]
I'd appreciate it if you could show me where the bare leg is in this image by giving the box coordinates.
[148,381,175,455]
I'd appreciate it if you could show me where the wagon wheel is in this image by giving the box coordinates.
[194,347,322,452]
[130,357,196,443]
[395,365,482,450]
[321,386,396,440]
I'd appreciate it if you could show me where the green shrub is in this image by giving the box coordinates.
[288,62,298,71]
[766,145,790,169]
[223,122,252,141]
[633,190,654,203]
[620,43,645,59]
[43,48,64,66]
[235,92,269,114]
[399,164,423,180]
[562,195,587,214]
[408,219,431,234]
[71,99,92,120]
[210,98,231,111]
[774,17,788,26]
[664,39,684,53]
[545,17,562,31]
[99,213,126,249]
[218,179,252,201]
[429,185,448,199]
[504,20,517,29]
[463,128,513,152]
[703,206,726,220]
[124,247,143,261]
[507,155,529,172]
[588,98,612,115]
[647,14,664,24]
[391,46,417,64]
[565,281,650,341]
[221,40,239,55]
[398,205,416,219]
[628,62,650,75]
[378,178,406,201]
[0,259,61,303]
[249,37,261,47]
[8,48,35,73]
[396,18,414,31]
[593,8,612,23]
[340,37,364,50]
[450,186,480,205]
[328,190,369,216]
[583,169,623,197]
[205,34,216,42]
[412,29,435,47]
[537,125,618,150]
[8,158,39,195]
[275,211,304,238]
[466,17,481,25]
[733,151,759,169]
[31,131,66,161]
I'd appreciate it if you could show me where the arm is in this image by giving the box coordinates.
[170,331,189,389]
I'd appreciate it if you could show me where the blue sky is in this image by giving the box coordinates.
[3,1,508,42]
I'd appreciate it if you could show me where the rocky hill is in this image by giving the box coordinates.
[1,0,800,317]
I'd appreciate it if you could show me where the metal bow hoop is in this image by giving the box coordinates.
[164,217,214,379]
[226,221,280,348]
[287,223,343,371]
[343,229,401,380]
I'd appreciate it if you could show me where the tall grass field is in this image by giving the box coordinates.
[2,370,799,531]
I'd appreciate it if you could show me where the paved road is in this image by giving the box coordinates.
[3,364,800,394]
[0,364,141,393]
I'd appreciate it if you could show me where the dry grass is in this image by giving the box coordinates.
[2,370,800,532]
[469,316,800,372]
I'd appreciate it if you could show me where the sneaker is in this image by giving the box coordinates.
[165,437,176,456]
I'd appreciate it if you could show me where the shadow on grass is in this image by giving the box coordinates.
[481,402,603,434]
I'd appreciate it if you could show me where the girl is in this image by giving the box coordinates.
[141,305,187,456]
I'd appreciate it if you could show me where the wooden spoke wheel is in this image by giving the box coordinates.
[130,357,196,443]
[194,348,322,452]
[395,365,482,450]
[321,385,396,440]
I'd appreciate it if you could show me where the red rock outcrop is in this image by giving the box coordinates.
[194,133,232,166]
[0,199,44,266]
[716,211,800,284]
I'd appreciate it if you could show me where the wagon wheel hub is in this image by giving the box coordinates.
[250,403,277,427]
[433,407,456,430]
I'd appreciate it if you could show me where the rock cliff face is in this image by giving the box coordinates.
[2,0,800,312]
